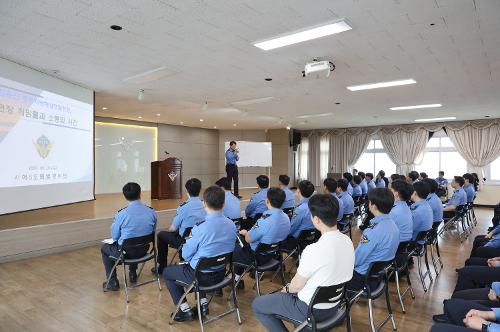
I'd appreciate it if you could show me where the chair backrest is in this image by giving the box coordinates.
[283,207,294,220]
[367,260,393,278]
[298,228,317,242]
[194,252,232,275]
[254,213,263,221]
[309,283,346,311]
[432,220,443,229]
[396,241,411,254]
[181,227,193,239]
[121,232,155,251]
[255,242,280,256]
[414,230,429,243]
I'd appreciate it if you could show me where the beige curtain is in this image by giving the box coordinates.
[379,127,428,175]
[328,129,371,173]
[445,120,500,180]
[307,133,322,186]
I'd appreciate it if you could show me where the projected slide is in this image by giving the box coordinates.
[0,73,94,214]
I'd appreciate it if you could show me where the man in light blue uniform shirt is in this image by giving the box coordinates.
[215,177,241,220]
[155,178,206,274]
[352,175,363,198]
[337,179,355,215]
[346,188,400,292]
[102,183,157,291]
[443,176,468,219]
[359,171,368,195]
[423,178,444,222]
[463,173,476,203]
[278,174,295,209]
[410,181,434,241]
[376,170,387,188]
[366,173,377,192]
[389,180,413,242]
[343,172,354,196]
[225,140,240,197]
[436,171,448,186]
[323,178,344,222]
[243,175,270,229]
[234,187,291,289]
[163,186,237,322]
[407,171,420,185]
[282,180,316,250]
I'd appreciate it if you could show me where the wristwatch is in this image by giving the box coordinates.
[483,322,491,332]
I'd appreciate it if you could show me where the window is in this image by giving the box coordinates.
[297,136,309,180]
[353,139,397,175]
[320,136,330,178]
[486,156,500,181]
[418,131,467,179]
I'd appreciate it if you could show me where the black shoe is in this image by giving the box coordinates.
[102,278,120,291]
[172,308,195,322]
[129,270,137,284]
[237,195,242,199]
[194,302,209,316]
[151,267,162,275]
[432,314,449,323]
[236,279,245,290]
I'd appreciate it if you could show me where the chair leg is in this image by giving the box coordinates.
[346,307,352,332]
[196,291,204,332]
[104,259,121,289]
[436,241,443,268]
[122,263,129,303]
[384,280,397,331]
[424,246,433,283]
[416,254,427,292]
[154,257,162,291]
[394,269,405,313]
[368,298,376,332]
[169,283,195,325]
[255,270,261,296]
[405,265,415,299]
[231,279,242,324]
[279,261,286,287]
[169,245,183,265]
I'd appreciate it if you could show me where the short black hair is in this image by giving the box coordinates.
[358,171,365,179]
[439,171,444,176]
[203,185,225,210]
[454,176,465,187]
[422,178,438,193]
[215,177,231,191]
[390,174,400,181]
[343,172,353,182]
[353,175,362,185]
[408,171,419,181]
[368,188,394,214]
[229,141,236,146]
[463,173,474,183]
[308,194,339,227]
[298,180,315,198]
[399,175,407,181]
[378,170,385,177]
[366,173,374,180]
[391,180,413,201]
[122,182,141,201]
[267,187,286,208]
[185,178,202,197]
[413,181,430,199]
[353,168,358,173]
[338,178,349,192]
[279,174,290,186]
[420,172,428,179]
[323,178,338,193]
[256,175,269,188]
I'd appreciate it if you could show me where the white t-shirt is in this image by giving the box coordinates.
[297,230,355,308]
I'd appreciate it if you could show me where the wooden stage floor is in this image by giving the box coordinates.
[0,189,255,231]
[0,208,494,332]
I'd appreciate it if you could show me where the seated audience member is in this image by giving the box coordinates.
[431,298,500,331]
[155,178,205,274]
[323,178,345,222]
[337,179,355,223]
[343,172,354,196]
[278,174,295,209]
[469,228,500,259]
[492,203,500,230]
[376,170,386,188]
[410,181,433,241]
[365,172,376,192]
[252,194,354,332]
[102,182,157,291]
[422,178,444,223]
[215,177,241,220]
[389,180,414,242]
[471,173,480,191]
[443,176,468,219]
[451,258,500,295]
[352,168,358,176]
[390,174,400,183]
[436,171,449,186]
[352,175,363,198]
[234,187,291,289]
[282,180,316,250]
[463,173,477,203]
[420,172,429,180]
[346,188,400,292]
[243,175,270,229]
[407,171,419,184]
[358,171,368,196]
[163,186,237,321]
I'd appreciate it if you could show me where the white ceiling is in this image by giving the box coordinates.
[1,0,500,130]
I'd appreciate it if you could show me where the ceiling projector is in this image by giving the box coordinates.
[302,60,335,78]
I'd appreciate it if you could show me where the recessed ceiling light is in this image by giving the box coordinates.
[390,104,442,111]
[415,116,456,122]
[233,123,237,127]
[265,78,273,81]
[180,121,184,125]
[254,19,352,50]
[213,126,217,129]
[286,125,291,130]
[110,25,123,31]
[347,79,416,91]
[156,113,161,116]
[138,116,142,119]
[102,107,107,110]
[335,102,341,105]
[485,115,491,118]
[199,119,204,122]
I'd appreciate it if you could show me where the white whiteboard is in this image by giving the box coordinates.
[225,141,272,167]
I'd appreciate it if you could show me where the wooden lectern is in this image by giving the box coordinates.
[151,157,182,199]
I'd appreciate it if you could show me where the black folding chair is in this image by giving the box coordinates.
[231,218,243,230]
[349,261,397,332]
[390,241,415,313]
[168,253,242,332]
[169,227,193,265]
[339,213,354,239]
[104,232,162,302]
[283,207,295,220]
[233,242,286,296]
[439,205,467,241]
[428,220,444,275]
[410,230,433,292]
[275,283,352,332]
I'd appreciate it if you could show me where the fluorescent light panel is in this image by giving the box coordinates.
[254,19,352,51]
[390,104,442,111]
[296,112,333,119]
[415,117,456,122]
[231,97,275,106]
[347,79,416,91]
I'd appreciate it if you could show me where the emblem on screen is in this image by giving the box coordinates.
[168,171,178,182]
[33,135,53,159]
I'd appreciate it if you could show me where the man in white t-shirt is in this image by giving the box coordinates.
[252,194,355,332]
